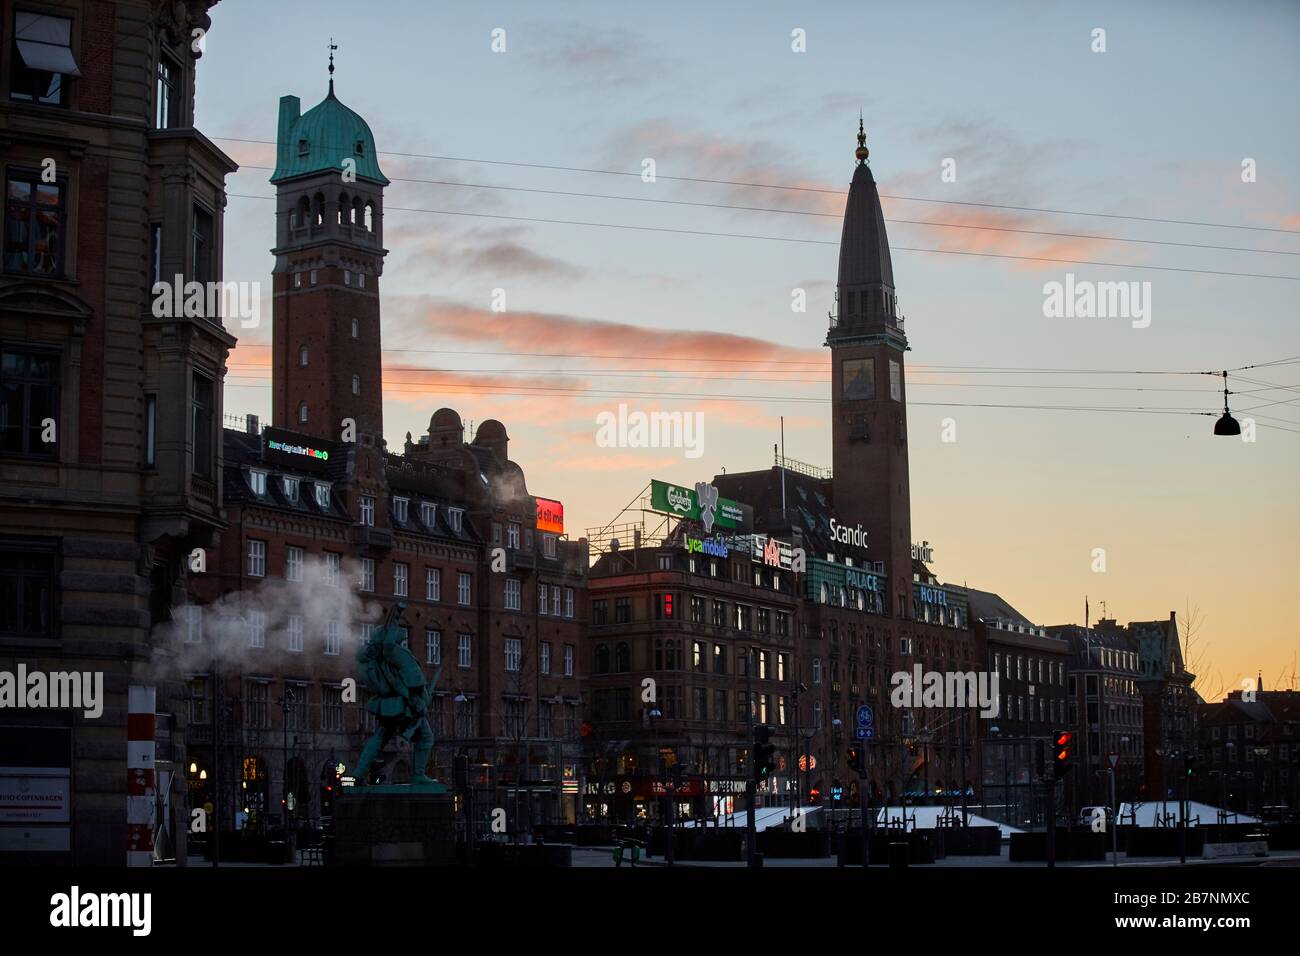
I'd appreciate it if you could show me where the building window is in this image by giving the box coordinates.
[298,402,308,424]
[359,495,375,526]
[309,269,317,285]
[507,522,520,549]
[245,681,269,729]
[426,629,441,666]
[191,372,213,477]
[0,546,56,638]
[392,497,408,523]
[10,12,80,106]
[359,272,366,288]
[321,687,343,732]
[540,641,551,675]
[543,534,557,559]
[247,539,266,577]
[505,638,522,672]
[457,633,472,669]
[155,53,180,128]
[246,609,266,648]
[351,317,359,338]
[889,360,902,401]
[352,374,360,396]
[324,553,340,587]
[447,508,464,533]
[713,644,726,675]
[615,597,631,624]
[360,558,375,592]
[455,695,477,737]
[188,677,209,724]
[293,271,302,288]
[421,502,436,527]
[538,583,548,615]
[182,604,203,643]
[191,205,213,286]
[563,644,574,677]
[457,572,471,605]
[564,587,574,618]
[425,567,441,601]
[505,578,521,610]
[287,614,304,652]
[842,357,875,400]
[812,658,822,683]
[298,345,309,367]
[0,349,60,457]
[394,562,408,597]
[312,482,331,509]
[325,620,340,655]
[282,476,299,503]
[144,395,156,467]
[344,269,351,286]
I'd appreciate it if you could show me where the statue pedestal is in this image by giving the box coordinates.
[333,785,457,866]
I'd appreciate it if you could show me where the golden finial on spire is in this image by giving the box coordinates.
[328,38,338,94]
[855,114,869,165]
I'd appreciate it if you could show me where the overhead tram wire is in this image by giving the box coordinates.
[229,163,1299,258]
[225,192,1300,282]
[212,135,1300,235]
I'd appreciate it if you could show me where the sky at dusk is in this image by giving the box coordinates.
[196,0,1299,698]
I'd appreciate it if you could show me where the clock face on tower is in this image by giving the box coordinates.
[843,358,876,400]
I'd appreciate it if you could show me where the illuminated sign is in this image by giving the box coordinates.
[650,479,747,531]
[535,497,564,534]
[749,535,793,569]
[262,426,334,471]
[912,540,935,563]
[846,567,881,592]
[918,585,948,607]
[685,536,729,558]
[829,518,867,549]
[267,438,328,460]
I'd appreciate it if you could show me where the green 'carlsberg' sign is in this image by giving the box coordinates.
[649,479,748,531]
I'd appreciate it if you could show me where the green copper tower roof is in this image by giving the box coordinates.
[270,82,389,186]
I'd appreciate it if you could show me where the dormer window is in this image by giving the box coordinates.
[447,508,464,533]
[354,140,365,156]
[421,502,436,527]
[248,469,267,495]
[282,476,299,503]
[393,497,409,522]
[298,139,309,157]
[314,482,331,509]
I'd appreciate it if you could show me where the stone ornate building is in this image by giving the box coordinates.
[0,0,234,866]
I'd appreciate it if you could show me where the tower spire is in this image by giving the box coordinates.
[856,114,869,165]
[328,38,338,95]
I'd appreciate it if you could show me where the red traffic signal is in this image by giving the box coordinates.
[1053,731,1073,778]
[847,745,863,773]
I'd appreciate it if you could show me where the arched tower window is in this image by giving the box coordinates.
[298,402,308,423]
[364,201,374,233]
[312,192,324,226]
[352,197,363,226]
[337,192,349,226]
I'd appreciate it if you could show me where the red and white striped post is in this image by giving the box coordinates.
[127,685,156,867]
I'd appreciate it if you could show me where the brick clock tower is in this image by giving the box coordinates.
[270,64,389,446]
[828,121,913,618]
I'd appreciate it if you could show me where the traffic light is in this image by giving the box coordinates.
[752,724,776,781]
[1184,754,1196,778]
[1053,730,1073,779]
[847,745,863,774]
